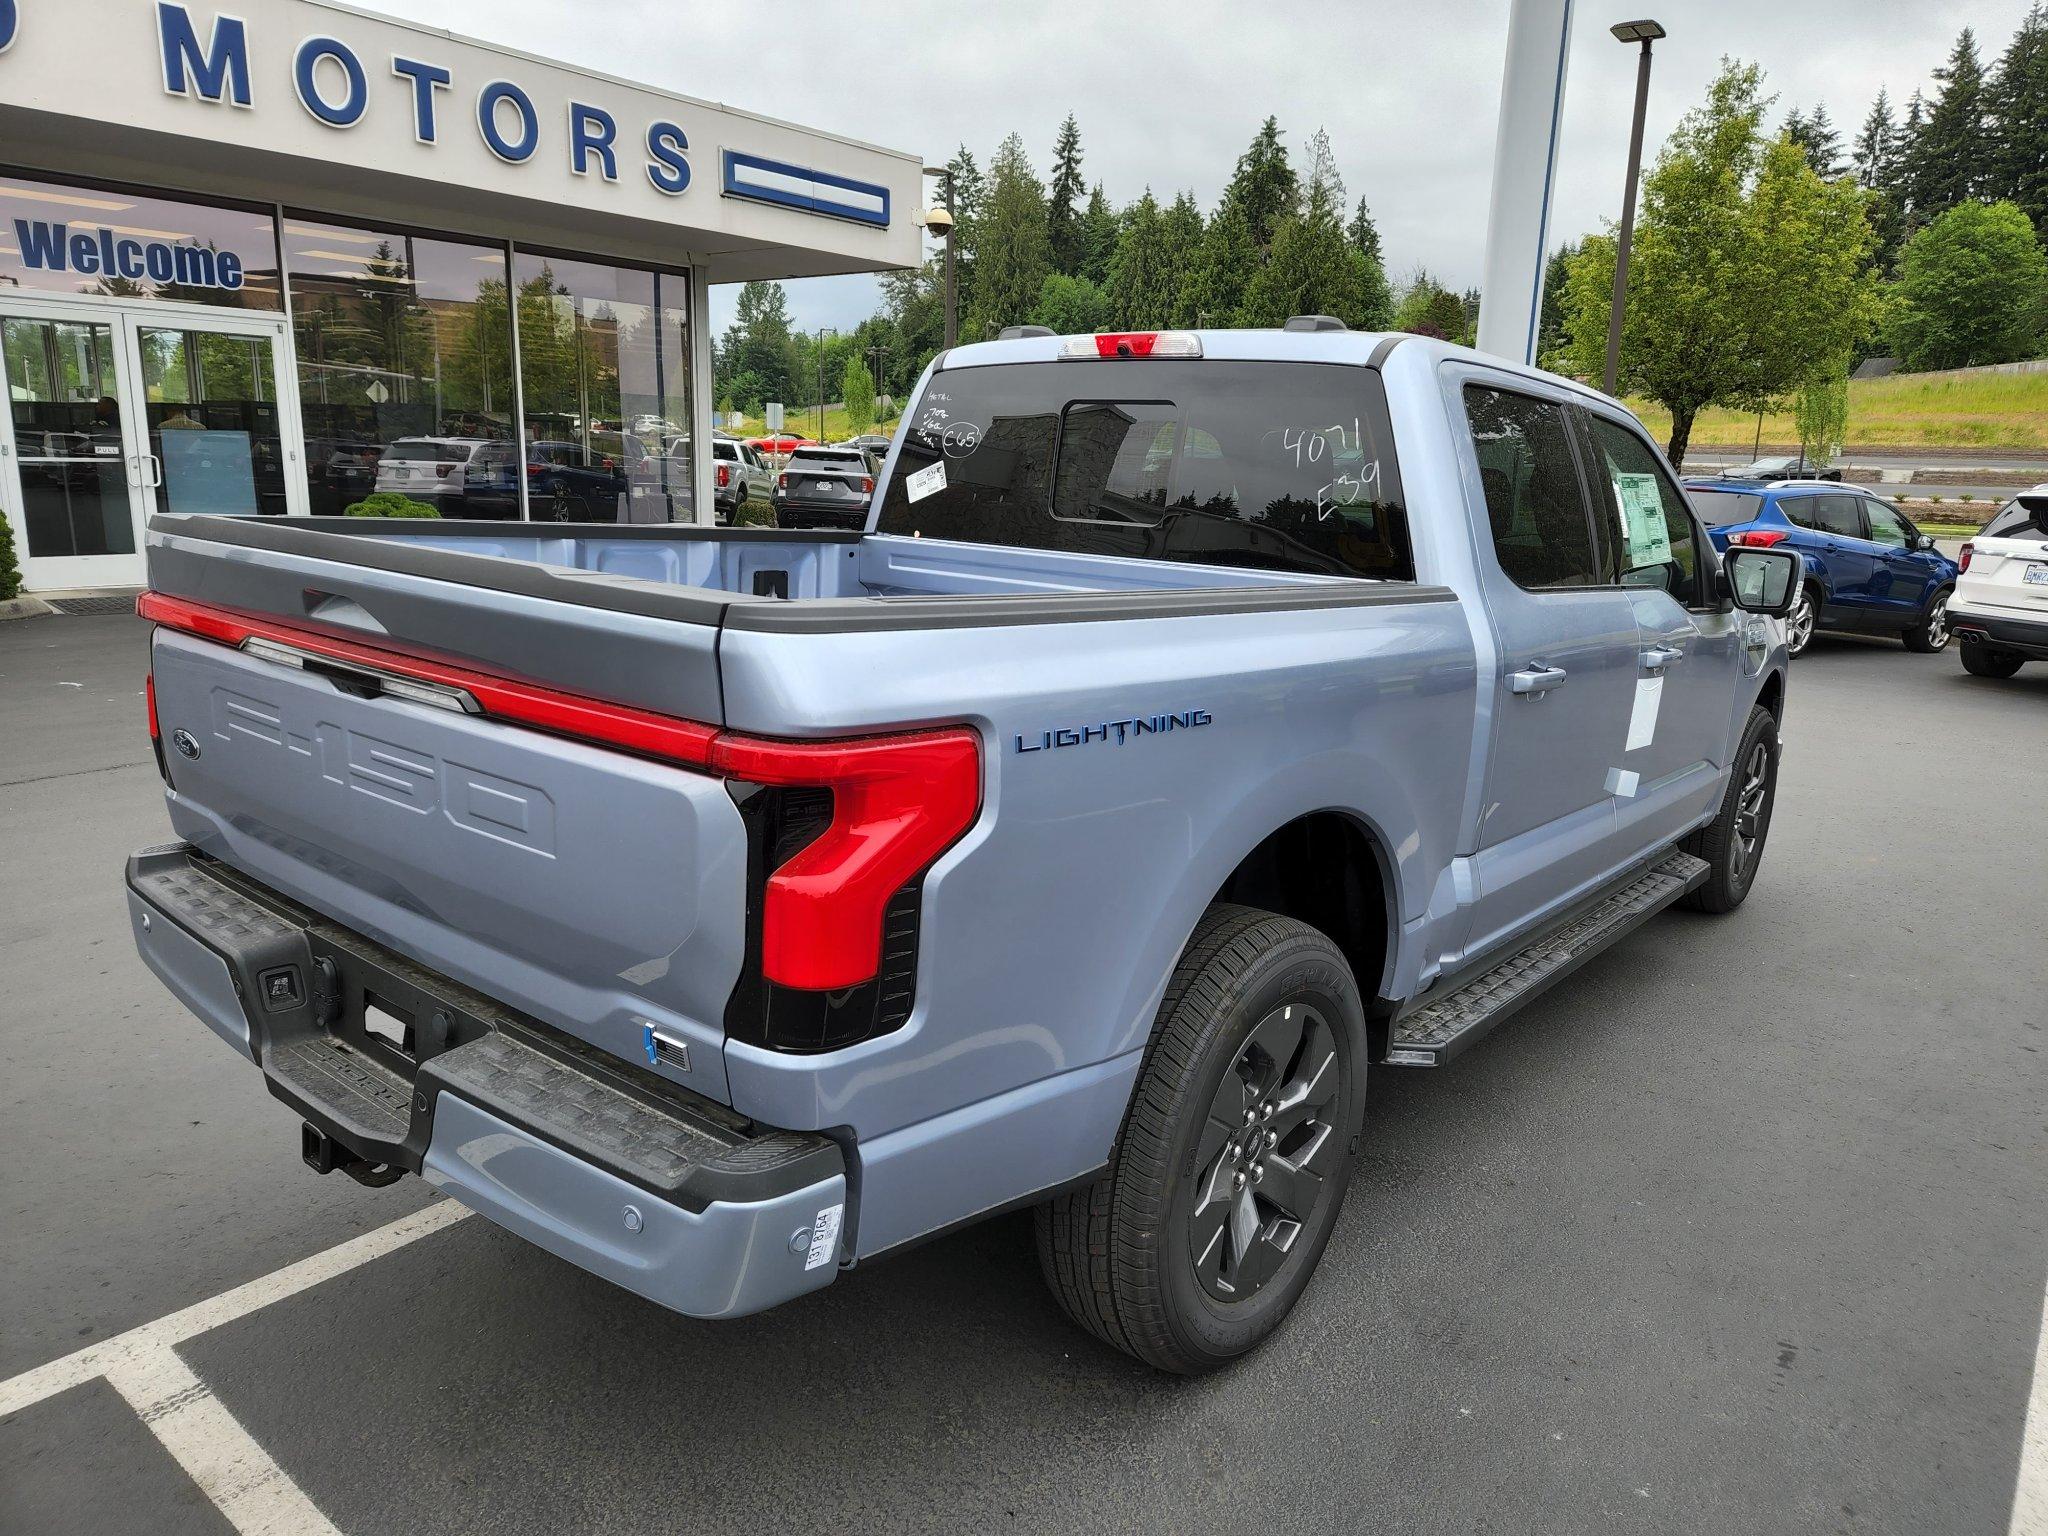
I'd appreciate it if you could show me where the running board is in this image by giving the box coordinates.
[1386,851,1710,1068]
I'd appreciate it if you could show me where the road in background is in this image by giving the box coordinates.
[3,614,2044,1535]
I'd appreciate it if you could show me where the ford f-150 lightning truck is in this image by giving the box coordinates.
[126,324,1799,1372]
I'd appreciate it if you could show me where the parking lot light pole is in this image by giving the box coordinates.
[923,165,957,349]
[1603,19,1665,397]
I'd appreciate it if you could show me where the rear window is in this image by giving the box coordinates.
[1685,489,1765,527]
[875,360,1411,580]
[386,439,471,463]
[790,448,864,468]
[1983,497,2048,542]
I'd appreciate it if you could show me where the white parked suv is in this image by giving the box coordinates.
[1950,488,2048,679]
[709,436,773,522]
[371,437,489,510]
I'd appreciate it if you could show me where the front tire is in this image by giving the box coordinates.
[1959,639,2025,679]
[1902,587,1952,653]
[1680,704,1780,914]
[1036,905,1367,1374]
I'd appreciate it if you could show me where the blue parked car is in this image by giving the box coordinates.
[1684,479,1960,657]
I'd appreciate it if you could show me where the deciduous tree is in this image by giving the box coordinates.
[1562,62,1876,463]
[1891,199,2048,369]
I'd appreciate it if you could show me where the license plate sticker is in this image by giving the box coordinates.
[2024,564,2048,585]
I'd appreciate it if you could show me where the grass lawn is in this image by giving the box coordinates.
[725,407,899,442]
[1626,368,2048,452]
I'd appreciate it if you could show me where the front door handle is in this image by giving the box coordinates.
[1640,645,1684,672]
[1509,663,1569,696]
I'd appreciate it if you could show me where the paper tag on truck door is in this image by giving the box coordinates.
[1625,675,1663,752]
[904,460,946,503]
[804,1203,844,1270]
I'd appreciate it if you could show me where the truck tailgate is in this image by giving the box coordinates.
[149,627,748,1102]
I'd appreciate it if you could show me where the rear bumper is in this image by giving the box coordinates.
[772,499,866,530]
[1949,603,2048,659]
[125,843,847,1319]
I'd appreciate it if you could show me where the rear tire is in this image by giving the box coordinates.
[1902,587,1952,653]
[1035,905,1367,1374]
[1680,704,1780,915]
[1959,640,2025,679]
[1785,583,1820,658]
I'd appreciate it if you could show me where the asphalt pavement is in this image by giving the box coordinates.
[3,613,2044,1535]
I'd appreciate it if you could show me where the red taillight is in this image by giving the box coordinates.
[713,729,980,990]
[777,472,789,490]
[526,462,544,478]
[437,463,456,478]
[1094,332,1159,357]
[134,591,982,993]
[1959,541,1974,573]
[146,671,159,739]
[716,463,731,487]
[1730,528,1788,548]
[861,476,875,496]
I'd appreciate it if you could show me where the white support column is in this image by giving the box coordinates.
[1475,0,1575,366]
[689,265,714,526]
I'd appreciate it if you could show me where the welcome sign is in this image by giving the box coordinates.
[11,218,246,291]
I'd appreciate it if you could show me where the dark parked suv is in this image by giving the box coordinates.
[772,445,878,530]
[1685,479,1959,657]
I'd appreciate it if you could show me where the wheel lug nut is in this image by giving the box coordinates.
[1250,1163,1264,1183]
[1265,1129,1278,1147]
[1260,1102,1274,1121]
[1233,1171,1247,1191]
[1243,1109,1256,1126]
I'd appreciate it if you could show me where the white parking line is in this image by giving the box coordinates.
[0,1200,472,1534]
[2015,1272,2048,1536]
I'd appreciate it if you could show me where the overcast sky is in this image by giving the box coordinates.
[353,0,2034,339]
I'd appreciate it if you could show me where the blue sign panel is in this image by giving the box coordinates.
[720,152,891,229]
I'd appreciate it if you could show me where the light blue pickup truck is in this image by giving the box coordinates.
[127,324,1799,1372]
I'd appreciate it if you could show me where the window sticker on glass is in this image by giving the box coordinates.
[905,459,947,503]
[1613,472,1671,569]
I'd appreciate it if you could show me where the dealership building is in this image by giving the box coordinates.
[0,0,921,592]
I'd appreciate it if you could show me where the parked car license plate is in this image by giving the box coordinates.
[812,479,837,493]
[2023,564,2048,585]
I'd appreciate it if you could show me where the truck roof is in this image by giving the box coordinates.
[932,328,1622,413]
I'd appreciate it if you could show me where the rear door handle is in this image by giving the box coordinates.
[1640,645,1684,672]
[1509,663,1569,696]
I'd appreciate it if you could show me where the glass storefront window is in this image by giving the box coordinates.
[284,219,515,516]
[0,174,281,310]
[512,251,692,523]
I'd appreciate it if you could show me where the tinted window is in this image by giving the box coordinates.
[875,361,1412,580]
[1584,415,1704,605]
[1982,498,2048,543]
[1686,489,1765,527]
[385,439,472,462]
[790,448,864,469]
[1810,494,1866,538]
[1864,499,1911,548]
[1464,386,1599,588]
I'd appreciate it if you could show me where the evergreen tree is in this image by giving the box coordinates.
[1221,117,1299,253]
[943,144,987,321]
[1079,183,1119,287]
[718,280,795,410]
[1106,191,1179,329]
[1785,103,1844,178]
[1390,271,1468,339]
[1536,243,1579,369]
[1160,191,1207,325]
[961,134,1051,341]
[1851,88,1898,187]
[1186,195,1260,326]
[1907,29,1992,217]
[1347,196,1384,267]
[1046,114,1087,276]
[1302,126,1345,207]
[1240,173,1379,330]
[1988,6,2048,236]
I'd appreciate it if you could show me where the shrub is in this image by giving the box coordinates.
[0,511,20,601]
[344,492,439,519]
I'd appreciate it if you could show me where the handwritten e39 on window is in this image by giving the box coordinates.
[1277,419,1381,522]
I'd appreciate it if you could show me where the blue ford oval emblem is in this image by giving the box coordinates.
[171,728,201,760]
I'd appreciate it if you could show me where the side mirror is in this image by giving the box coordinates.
[1913,533,1937,553]
[1722,546,1799,617]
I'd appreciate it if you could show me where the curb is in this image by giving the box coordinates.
[0,595,54,622]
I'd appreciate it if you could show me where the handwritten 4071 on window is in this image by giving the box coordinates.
[1279,420,1380,521]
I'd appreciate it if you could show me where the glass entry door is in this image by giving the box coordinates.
[123,314,300,524]
[0,308,148,590]
[0,302,302,590]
